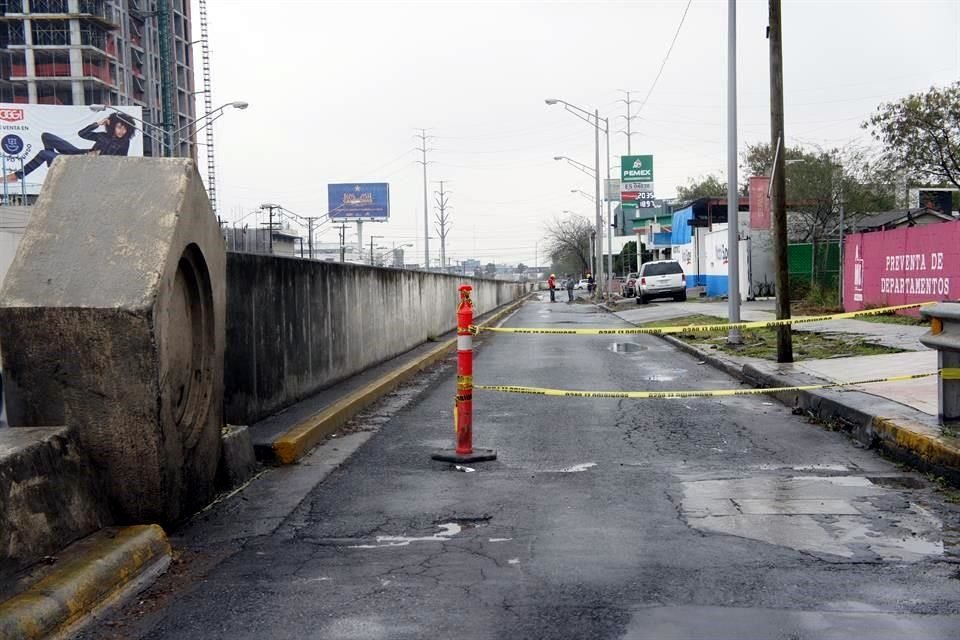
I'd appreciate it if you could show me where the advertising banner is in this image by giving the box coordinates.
[327,183,390,221]
[0,103,144,196]
[748,176,771,230]
[843,221,959,312]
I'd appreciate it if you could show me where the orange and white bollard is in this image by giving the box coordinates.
[432,284,497,463]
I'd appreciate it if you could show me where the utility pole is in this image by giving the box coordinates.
[415,129,433,271]
[434,180,452,269]
[306,217,315,260]
[337,224,347,262]
[769,0,793,362]
[726,0,741,344]
[260,203,281,254]
[369,235,383,266]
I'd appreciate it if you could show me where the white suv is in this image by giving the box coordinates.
[636,260,686,304]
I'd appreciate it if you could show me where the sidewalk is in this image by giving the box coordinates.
[608,298,960,484]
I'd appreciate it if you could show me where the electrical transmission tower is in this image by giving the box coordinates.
[434,181,452,269]
[415,128,434,269]
[617,90,641,154]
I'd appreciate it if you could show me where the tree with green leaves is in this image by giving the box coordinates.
[864,82,960,190]
[740,142,895,242]
[544,214,592,276]
[675,174,727,202]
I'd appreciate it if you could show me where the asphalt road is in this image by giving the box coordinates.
[89,295,960,639]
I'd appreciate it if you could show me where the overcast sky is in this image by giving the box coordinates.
[197,0,960,267]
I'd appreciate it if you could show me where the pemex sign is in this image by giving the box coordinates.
[621,155,655,210]
[621,155,654,183]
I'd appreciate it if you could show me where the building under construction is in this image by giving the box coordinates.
[0,0,196,158]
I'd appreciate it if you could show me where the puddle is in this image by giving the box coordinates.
[609,342,646,353]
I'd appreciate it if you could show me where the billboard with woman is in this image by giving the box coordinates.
[0,103,144,195]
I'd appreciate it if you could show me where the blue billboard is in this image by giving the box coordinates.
[327,183,390,220]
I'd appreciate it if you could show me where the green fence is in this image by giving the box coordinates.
[788,241,840,300]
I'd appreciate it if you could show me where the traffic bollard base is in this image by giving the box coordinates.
[431,448,497,463]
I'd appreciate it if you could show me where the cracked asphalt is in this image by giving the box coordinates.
[84,296,960,639]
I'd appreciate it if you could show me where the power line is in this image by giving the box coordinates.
[637,0,693,113]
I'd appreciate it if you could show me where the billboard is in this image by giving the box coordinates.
[0,103,144,196]
[843,221,958,312]
[327,183,390,221]
[748,176,771,230]
[916,189,954,214]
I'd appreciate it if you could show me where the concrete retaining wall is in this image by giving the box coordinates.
[225,254,532,424]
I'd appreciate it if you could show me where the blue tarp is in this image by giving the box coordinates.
[670,207,693,245]
[651,232,672,247]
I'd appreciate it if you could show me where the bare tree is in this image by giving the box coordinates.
[544,214,592,275]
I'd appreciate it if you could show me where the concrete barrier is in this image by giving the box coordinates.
[0,427,109,581]
[224,254,531,424]
[0,157,225,524]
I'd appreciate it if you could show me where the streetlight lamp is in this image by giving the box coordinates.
[546,98,611,294]
[89,100,248,157]
[571,189,596,203]
[553,155,596,180]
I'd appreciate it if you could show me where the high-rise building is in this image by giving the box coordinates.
[0,0,196,158]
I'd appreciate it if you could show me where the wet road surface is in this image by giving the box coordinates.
[86,296,960,639]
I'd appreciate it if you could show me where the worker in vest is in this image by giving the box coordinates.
[547,273,557,302]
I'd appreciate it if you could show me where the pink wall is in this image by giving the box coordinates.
[844,221,959,313]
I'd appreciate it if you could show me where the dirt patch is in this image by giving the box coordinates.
[638,314,906,361]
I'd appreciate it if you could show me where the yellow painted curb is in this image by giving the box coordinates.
[872,416,960,470]
[271,294,531,464]
[0,524,170,640]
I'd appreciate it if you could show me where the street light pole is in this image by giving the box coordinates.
[90,101,248,158]
[605,116,613,288]
[546,98,608,293]
[593,109,603,292]
[726,0,741,344]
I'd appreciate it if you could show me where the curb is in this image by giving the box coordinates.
[0,524,171,640]
[270,295,532,465]
[660,333,960,485]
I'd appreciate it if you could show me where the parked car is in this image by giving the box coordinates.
[575,279,589,290]
[636,260,686,304]
[621,272,639,297]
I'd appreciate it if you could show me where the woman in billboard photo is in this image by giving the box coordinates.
[3,111,137,183]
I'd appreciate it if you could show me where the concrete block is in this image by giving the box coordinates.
[218,424,258,489]
[0,157,225,524]
[0,427,109,582]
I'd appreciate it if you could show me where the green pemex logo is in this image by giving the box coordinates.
[621,155,654,182]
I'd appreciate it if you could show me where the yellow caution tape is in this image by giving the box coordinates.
[475,371,939,399]
[472,302,935,336]
[941,368,960,380]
